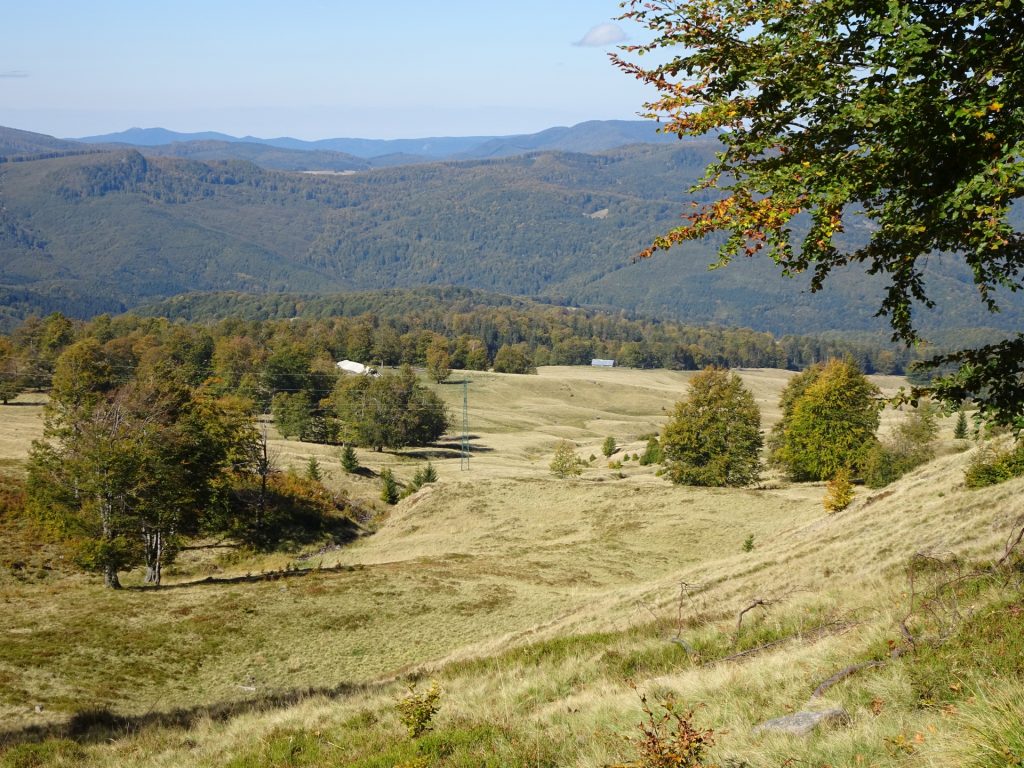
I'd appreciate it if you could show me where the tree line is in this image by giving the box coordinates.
[0,302,919,409]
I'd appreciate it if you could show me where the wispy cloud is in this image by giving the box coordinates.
[0,70,29,78]
[574,23,628,47]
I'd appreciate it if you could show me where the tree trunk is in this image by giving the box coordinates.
[104,563,122,589]
[143,529,163,586]
[101,493,121,589]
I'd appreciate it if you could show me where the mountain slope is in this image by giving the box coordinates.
[0,126,89,160]
[1,139,1021,337]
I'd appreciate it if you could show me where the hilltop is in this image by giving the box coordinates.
[1,366,1021,766]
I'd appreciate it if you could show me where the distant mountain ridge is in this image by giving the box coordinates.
[73,120,677,162]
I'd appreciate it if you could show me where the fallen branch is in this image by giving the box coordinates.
[704,620,856,668]
[810,660,885,700]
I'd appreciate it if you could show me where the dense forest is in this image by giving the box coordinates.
[3,128,1021,338]
[0,291,919,407]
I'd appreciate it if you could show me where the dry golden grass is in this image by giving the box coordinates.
[0,393,47,473]
[0,367,1018,767]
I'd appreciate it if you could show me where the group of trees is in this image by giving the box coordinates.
[0,298,927,420]
[20,330,450,589]
[659,360,893,489]
[26,340,260,588]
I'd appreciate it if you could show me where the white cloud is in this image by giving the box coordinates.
[0,70,29,78]
[574,23,627,47]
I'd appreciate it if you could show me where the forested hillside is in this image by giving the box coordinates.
[2,131,1022,337]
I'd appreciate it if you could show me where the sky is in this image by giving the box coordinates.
[0,0,658,141]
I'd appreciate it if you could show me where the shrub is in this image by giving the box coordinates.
[964,441,1024,488]
[864,399,942,487]
[395,680,442,738]
[617,690,716,768]
[639,437,662,466]
[742,534,755,553]
[823,467,855,512]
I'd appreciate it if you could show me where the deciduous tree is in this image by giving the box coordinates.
[772,359,881,481]
[661,367,762,486]
[333,366,448,451]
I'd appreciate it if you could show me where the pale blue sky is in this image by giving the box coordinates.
[0,1,655,140]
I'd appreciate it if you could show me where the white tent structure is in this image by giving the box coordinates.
[336,359,379,377]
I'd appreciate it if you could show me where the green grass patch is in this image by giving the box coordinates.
[907,596,1024,707]
[0,740,86,768]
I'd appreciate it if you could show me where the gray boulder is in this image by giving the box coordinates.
[752,707,850,736]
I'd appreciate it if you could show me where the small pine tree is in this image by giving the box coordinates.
[340,445,359,473]
[742,534,755,553]
[380,468,399,504]
[602,435,617,458]
[550,440,585,478]
[422,461,437,483]
[954,408,969,440]
[823,467,855,512]
[305,456,323,482]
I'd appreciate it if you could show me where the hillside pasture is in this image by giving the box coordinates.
[1,366,1019,767]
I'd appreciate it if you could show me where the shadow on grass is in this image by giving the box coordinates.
[405,439,493,462]
[127,560,368,591]
[0,679,386,748]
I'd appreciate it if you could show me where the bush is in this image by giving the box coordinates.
[395,680,442,738]
[617,691,716,768]
[602,436,618,457]
[864,400,941,487]
[965,441,1024,488]
[823,467,855,512]
[639,437,662,466]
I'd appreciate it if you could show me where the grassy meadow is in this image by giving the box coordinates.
[0,366,1021,767]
